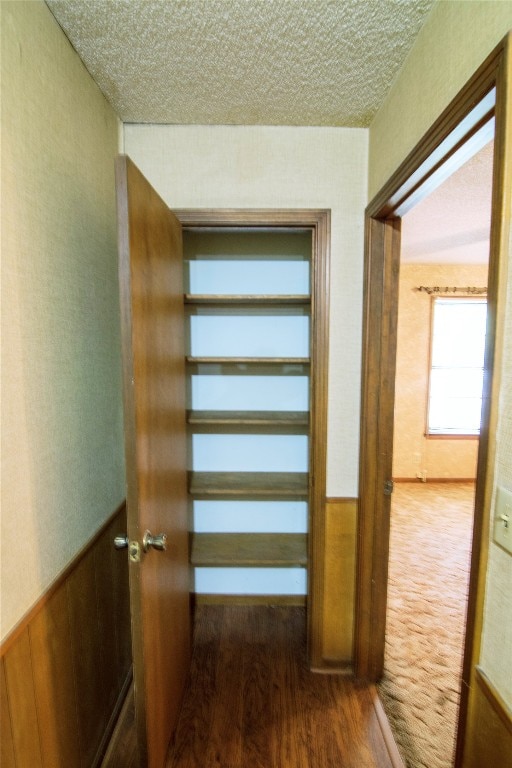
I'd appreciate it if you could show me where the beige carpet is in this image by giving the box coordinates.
[378,482,475,768]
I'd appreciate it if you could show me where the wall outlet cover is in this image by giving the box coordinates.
[494,485,512,555]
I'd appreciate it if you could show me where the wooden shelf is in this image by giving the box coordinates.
[186,357,310,376]
[190,533,307,568]
[187,410,309,434]
[187,356,309,364]
[185,295,310,316]
[189,471,309,500]
[185,293,311,306]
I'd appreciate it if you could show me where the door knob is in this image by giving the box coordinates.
[114,534,129,549]
[143,530,167,552]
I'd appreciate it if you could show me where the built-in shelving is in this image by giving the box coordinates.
[184,227,312,600]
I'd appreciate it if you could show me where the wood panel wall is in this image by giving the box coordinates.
[464,667,512,768]
[0,503,132,768]
[318,498,357,668]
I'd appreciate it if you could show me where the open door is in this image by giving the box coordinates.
[116,155,191,768]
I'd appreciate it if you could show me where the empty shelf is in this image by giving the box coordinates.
[187,410,309,434]
[185,294,311,306]
[189,471,309,500]
[191,533,307,568]
[186,357,310,376]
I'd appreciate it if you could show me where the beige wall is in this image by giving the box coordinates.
[369,1,512,199]
[393,264,488,480]
[1,1,125,640]
[370,0,512,712]
[123,123,368,499]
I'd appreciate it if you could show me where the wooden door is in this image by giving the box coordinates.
[116,155,190,768]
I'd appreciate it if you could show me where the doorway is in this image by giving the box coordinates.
[355,35,511,768]
[379,137,494,767]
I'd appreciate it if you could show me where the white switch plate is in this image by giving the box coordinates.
[494,486,512,555]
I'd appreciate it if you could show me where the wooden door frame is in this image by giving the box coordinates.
[355,33,511,766]
[175,208,330,668]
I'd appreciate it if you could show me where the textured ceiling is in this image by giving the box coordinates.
[46,0,435,126]
[401,141,494,265]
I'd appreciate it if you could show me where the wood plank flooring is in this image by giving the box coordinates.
[166,606,400,768]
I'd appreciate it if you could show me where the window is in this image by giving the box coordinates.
[427,297,487,436]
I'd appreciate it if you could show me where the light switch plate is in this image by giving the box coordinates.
[494,485,512,555]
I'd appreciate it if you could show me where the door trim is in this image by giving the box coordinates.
[175,208,330,668]
[355,32,511,766]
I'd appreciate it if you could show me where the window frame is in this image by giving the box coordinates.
[426,294,487,438]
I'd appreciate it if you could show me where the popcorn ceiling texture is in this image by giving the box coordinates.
[46,0,435,127]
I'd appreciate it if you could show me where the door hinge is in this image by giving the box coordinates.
[384,480,394,496]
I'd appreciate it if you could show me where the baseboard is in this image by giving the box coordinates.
[370,686,406,768]
[393,478,476,484]
[193,594,306,606]
[310,661,354,675]
[99,676,135,768]
[94,670,133,768]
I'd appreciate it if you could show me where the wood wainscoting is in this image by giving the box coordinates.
[464,666,512,768]
[317,497,357,669]
[0,502,132,768]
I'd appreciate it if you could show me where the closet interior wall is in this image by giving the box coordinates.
[184,229,312,603]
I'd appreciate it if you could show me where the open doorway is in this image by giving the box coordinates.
[355,34,511,768]
[378,140,494,768]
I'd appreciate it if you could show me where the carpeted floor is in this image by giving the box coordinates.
[378,482,475,768]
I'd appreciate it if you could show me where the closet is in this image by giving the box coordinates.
[184,228,312,602]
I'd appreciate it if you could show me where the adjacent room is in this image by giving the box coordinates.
[380,139,494,768]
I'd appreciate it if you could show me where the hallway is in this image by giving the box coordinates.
[166,605,401,768]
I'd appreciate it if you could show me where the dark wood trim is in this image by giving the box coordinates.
[370,687,406,768]
[99,678,136,768]
[356,31,512,768]
[177,208,331,670]
[356,214,401,681]
[93,670,133,768]
[457,33,512,768]
[368,40,505,218]
[0,500,126,657]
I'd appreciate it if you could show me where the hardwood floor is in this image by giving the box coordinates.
[103,606,402,767]
[166,606,400,768]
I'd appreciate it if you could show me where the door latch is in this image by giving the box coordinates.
[384,479,394,496]
[129,540,141,563]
